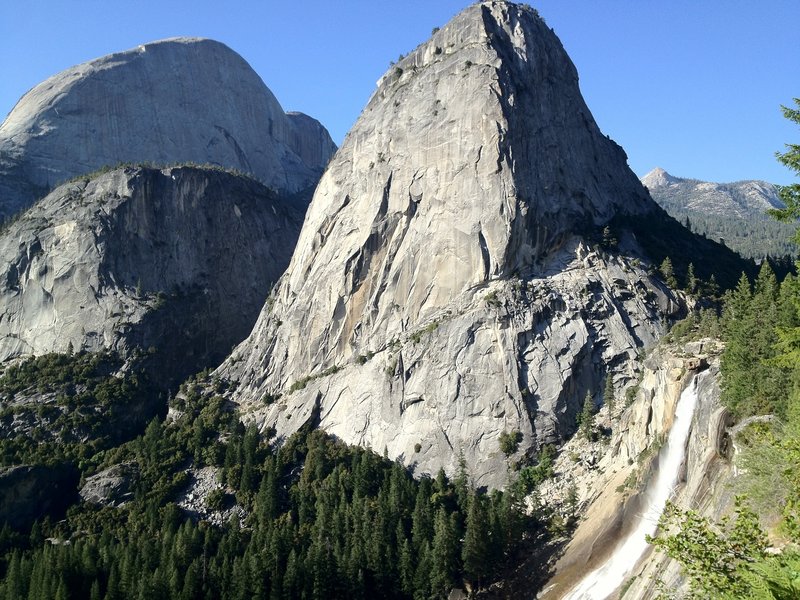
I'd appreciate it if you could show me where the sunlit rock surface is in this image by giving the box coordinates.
[0,37,336,218]
[221,2,682,487]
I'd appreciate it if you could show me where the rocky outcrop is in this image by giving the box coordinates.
[79,463,138,507]
[0,463,79,529]
[0,165,303,385]
[0,37,336,219]
[176,465,247,527]
[220,2,685,487]
[620,354,736,599]
[538,340,734,599]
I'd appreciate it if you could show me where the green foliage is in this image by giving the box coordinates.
[410,321,439,344]
[646,498,800,599]
[603,375,615,413]
[577,392,597,439]
[685,262,698,294]
[261,392,279,405]
[498,430,522,457]
[61,160,266,189]
[720,265,797,419]
[625,383,639,406]
[659,257,678,289]
[484,290,501,307]
[664,310,722,344]
[355,351,374,365]
[205,488,227,511]
[288,364,342,393]
[0,351,156,467]
[513,445,556,497]
[768,98,800,247]
[0,383,541,599]
[653,197,798,260]
[601,225,618,249]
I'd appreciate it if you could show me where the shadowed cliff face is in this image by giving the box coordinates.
[0,165,304,388]
[0,37,336,219]
[220,2,688,488]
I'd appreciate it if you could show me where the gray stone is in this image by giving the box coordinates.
[539,343,735,599]
[0,165,303,385]
[79,463,138,507]
[0,37,336,219]
[219,2,682,488]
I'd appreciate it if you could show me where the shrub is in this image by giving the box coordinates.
[206,488,227,511]
[499,430,522,456]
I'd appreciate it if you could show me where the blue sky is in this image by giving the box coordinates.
[1,1,798,184]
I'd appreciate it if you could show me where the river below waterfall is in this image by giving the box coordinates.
[562,376,700,600]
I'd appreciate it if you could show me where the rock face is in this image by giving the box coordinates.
[641,167,794,259]
[220,2,685,487]
[539,341,734,599]
[0,464,79,529]
[0,165,303,385]
[79,463,139,507]
[0,37,336,219]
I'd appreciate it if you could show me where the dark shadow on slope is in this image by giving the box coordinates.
[613,204,757,291]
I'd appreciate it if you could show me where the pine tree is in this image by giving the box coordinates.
[3,550,25,600]
[454,450,470,512]
[462,493,491,590]
[398,535,415,596]
[721,265,793,417]
[412,541,432,600]
[659,257,678,288]
[430,508,458,597]
[601,225,618,249]
[578,391,596,439]
[89,579,102,600]
[706,274,720,298]
[767,98,800,245]
[411,484,433,552]
[282,549,299,599]
[603,375,615,414]
[686,262,697,294]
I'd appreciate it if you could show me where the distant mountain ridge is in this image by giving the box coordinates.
[642,167,795,259]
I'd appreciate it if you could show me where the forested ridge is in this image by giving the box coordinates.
[0,371,555,599]
[651,193,797,261]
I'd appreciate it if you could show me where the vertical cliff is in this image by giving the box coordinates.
[220,2,689,487]
[0,165,303,386]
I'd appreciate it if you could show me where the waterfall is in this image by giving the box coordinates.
[562,376,700,600]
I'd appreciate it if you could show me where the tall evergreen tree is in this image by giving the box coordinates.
[430,508,459,598]
[768,98,800,245]
[685,262,697,293]
[578,391,596,439]
[462,493,491,590]
[721,265,794,417]
[659,257,678,288]
[603,375,615,414]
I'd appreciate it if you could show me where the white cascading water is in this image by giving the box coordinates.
[562,376,700,600]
